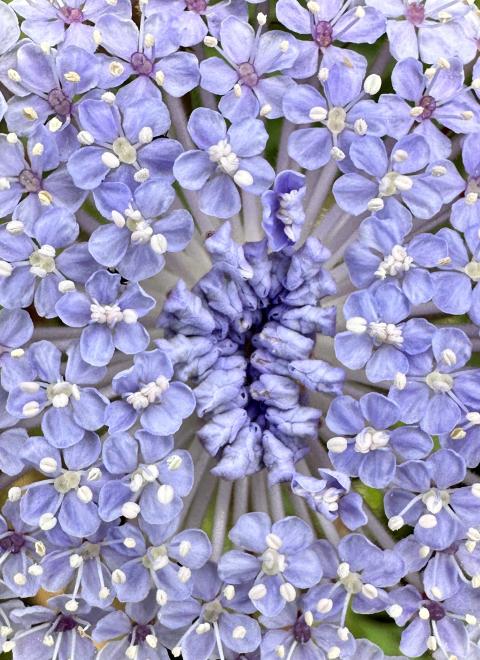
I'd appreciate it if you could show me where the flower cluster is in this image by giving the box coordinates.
[0,0,480,658]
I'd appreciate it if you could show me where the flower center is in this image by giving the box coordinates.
[60,6,84,23]
[130,52,154,76]
[203,599,224,623]
[29,245,56,277]
[90,302,124,326]
[418,95,437,120]
[133,624,151,643]
[425,371,453,392]
[208,139,239,175]
[238,62,259,88]
[126,377,170,410]
[48,88,72,117]
[19,169,41,193]
[0,532,26,554]
[293,616,311,643]
[327,107,347,135]
[424,600,446,621]
[340,571,363,594]
[368,322,403,347]
[406,2,425,26]
[354,427,390,453]
[112,137,137,165]
[185,0,207,12]
[464,259,480,282]
[378,172,413,196]
[54,615,78,632]
[422,488,449,513]
[53,470,82,494]
[261,547,286,575]
[375,245,413,279]
[46,381,80,408]
[313,20,334,48]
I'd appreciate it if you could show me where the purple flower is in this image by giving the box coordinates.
[379,57,480,159]
[88,180,193,282]
[173,108,274,218]
[55,269,155,367]
[159,561,261,660]
[218,513,323,617]
[5,42,99,157]
[9,0,131,51]
[283,67,386,171]
[387,583,480,658]
[261,170,306,251]
[276,0,385,82]
[98,431,194,529]
[365,0,476,63]
[344,214,449,305]
[385,448,480,550]
[260,604,356,660]
[332,134,464,220]
[325,393,433,488]
[0,127,86,231]
[67,96,181,190]
[388,327,480,435]
[199,16,298,121]
[106,349,196,435]
[10,595,99,660]
[292,467,367,529]
[93,12,199,99]
[334,283,437,382]
[303,534,405,626]
[4,341,107,448]
[450,132,480,232]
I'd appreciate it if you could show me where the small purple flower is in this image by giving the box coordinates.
[98,430,193,529]
[218,513,323,617]
[387,583,480,658]
[388,327,480,435]
[4,341,108,448]
[0,127,86,231]
[333,134,464,220]
[159,561,261,660]
[385,448,480,550]
[5,42,99,156]
[199,16,298,121]
[326,393,433,488]
[173,108,274,218]
[365,0,476,63]
[334,283,437,382]
[10,0,131,51]
[106,349,196,435]
[344,214,449,305]
[304,534,405,626]
[67,96,181,190]
[276,0,385,82]
[283,67,386,171]
[291,467,367,529]
[89,179,193,282]
[450,132,480,232]
[94,11,199,99]
[261,170,306,251]
[10,595,98,660]
[379,57,480,159]
[260,604,356,660]
[55,269,155,367]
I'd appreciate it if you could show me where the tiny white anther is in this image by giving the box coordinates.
[144,33,155,48]
[316,598,333,613]
[7,68,21,82]
[93,29,102,45]
[234,170,254,187]
[394,372,406,390]
[64,71,81,83]
[461,110,474,120]
[346,316,367,334]
[279,40,289,52]
[2,641,15,653]
[330,146,345,161]
[32,142,44,157]
[22,401,41,418]
[134,168,150,183]
[441,348,457,366]
[431,165,447,177]
[138,127,153,144]
[307,1,320,13]
[38,190,53,206]
[39,457,58,473]
[223,584,235,600]
[109,61,124,77]
[112,569,126,584]
[195,623,211,635]
[367,197,384,212]
[0,261,13,278]
[327,646,341,660]
[121,501,140,519]
[233,83,242,98]
[318,67,329,82]
[279,582,296,602]
[309,106,328,122]
[362,583,378,599]
[101,152,120,169]
[419,513,437,528]
[431,586,443,599]
[69,554,83,569]
[419,545,430,558]
[177,566,191,583]
[6,220,23,236]
[77,130,94,146]
[388,515,404,531]
[355,6,365,18]
[204,36,218,48]
[337,627,349,641]
[122,308,138,324]
[249,583,267,600]
[77,485,93,503]
[466,192,479,205]
[327,436,348,453]
[43,635,55,647]
[364,74,381,95]
[304,611,314,627]
[257,12,267,25]
[101,92,116,104]
[437,57,450,69]
[8,487,21,502]
[266,533,283,550]
[58,280,75,294]
[337,562,350,579]
[259,103,272,118]
[387,604,403,618]
[232,625,247,640]
[276,645,286,658]
[419,606,430,620]
[10,349,24,358]
[157,484,175,505]
[156,588,168,605]
[410,106,425,118]
[354,118,368,136]
[155,70,165,86]
[427,636,437,651]
[23,107,38,121]
[471,483,480,498]
[111,210,126,227]
[472,574,480,588]
[65,599,78,612]
[146,634,157,648]
[172,647,182,657]
[13,572,26,585]
[39,513,57,531]
[123,536,136,548]
[465,613,477,625]
[150,233,168,255]
[35,541,46,557]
